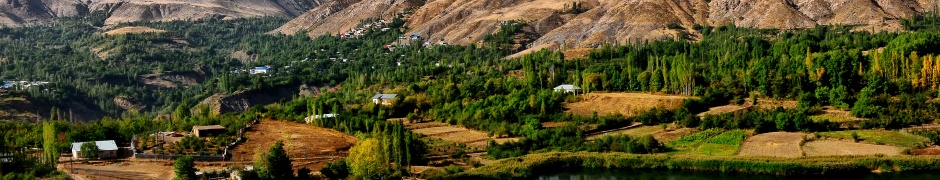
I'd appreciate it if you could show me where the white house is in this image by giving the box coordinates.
[304,114,338,124]
[371,94,398,105]
[250,67,269,74]
[70,140,119,159]
[553,84,582,94]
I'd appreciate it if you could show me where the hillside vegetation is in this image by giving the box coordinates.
[3,7,940,180]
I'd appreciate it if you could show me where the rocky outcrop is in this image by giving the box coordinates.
[0,0,321,27]
[273,0,422,35]
[197,85,317,115]
[279,0,939,53]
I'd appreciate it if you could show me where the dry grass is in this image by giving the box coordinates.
[565,93,693,117]
[810,107,865,122]
[408,122,517,148]
[411,126,469,136]
[67,161,174,180]
[803,140,902,156]
[103,26,166,35]
[585,125,664,140]
[911,146,940,155]
[654,127,698,143]
[753,99,797,109]
[563,48,594,60]
[697,105,747,117]
[817,130,929,148]
[230,120,357,170]
[541,121,570,128]
[738,132,807,158]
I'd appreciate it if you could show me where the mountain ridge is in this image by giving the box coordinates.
[276,0,940,53]
[0,0,321,27]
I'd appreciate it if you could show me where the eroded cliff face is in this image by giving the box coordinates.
[273,0,422,35]
[278,0,939,53]
[0,0,321,27]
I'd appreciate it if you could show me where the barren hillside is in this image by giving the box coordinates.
[0,0,321,27]
[278,0,940,53]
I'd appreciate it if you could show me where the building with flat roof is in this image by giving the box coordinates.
[70,140,119,159]
[371,94,398,105]
[553,84,582,94]
[192,125,226,137]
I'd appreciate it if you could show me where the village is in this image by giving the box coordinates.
[51,83,588,179]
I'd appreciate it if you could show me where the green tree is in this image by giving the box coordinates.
[256,141,292,180]
[851,87,877,118]
[42,122,58,165]
[829,85,850,109]
[80,142,99,159]
[173,156,197,180]
[321,160,349,179]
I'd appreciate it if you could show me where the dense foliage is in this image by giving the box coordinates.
[173,156,197,180]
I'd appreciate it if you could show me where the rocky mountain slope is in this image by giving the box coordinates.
[277,0,940,52]
[0,0,321,27]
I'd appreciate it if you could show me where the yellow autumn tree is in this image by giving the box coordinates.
[347,138,388,178]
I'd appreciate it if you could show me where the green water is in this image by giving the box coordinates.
[537,169,940,180]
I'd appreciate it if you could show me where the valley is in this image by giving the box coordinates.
[2,1,940,180]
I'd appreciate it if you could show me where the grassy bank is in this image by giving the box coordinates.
[817,130,930,148]
[449,152,940,179]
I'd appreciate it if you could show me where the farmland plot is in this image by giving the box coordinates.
[803,140,902,156]
[738,132,807,158]
[565,93,692,117]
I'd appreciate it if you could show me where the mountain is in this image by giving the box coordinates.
[0,0,321,27]
[275,0,940,52]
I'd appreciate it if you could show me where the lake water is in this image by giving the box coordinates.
[537,169,940,180]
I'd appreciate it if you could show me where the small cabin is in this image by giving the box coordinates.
[553,84,582,94]
[70,140,119,159]
[192,125,226,138]
[371,94,398,105]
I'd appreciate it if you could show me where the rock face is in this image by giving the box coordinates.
[278,0,940,52]
[274,0,423,35]
[0,0,321,27]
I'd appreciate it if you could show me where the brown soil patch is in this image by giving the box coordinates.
[811,107,866,122]
[230,120,357,170]
[697,105,747,117]
[66,161,173,180]
[911,146,940,155]
[104,26,166,35]
[753,99,797,109]
[541,122,570,128]
[505,70,524,80]
[230,50,255,64]
[803,140,902,156]
[653,127,698,143]
[563,48,595,60]
[406,121,517,148]
[738,132,807,158]
[565,93,693,117]
[902,124,940,132]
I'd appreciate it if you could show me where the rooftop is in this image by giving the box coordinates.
[371,94,398,99]
[314,114,337,118]
[71,140,119,152]
[553,84,582,90]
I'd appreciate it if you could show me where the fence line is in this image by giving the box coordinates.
[131,119,259,161]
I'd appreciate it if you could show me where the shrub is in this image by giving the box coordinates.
[174,156,197,180]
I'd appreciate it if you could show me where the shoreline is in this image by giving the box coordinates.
[448,152,940,179]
